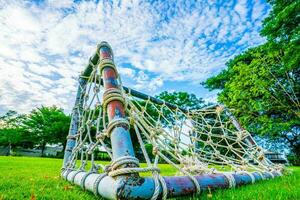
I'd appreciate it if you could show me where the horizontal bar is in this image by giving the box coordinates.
[80,44,216,114]
[122,85,190,113]
[80,75,214,113]
[81,46,100,77]
[62,169,280,199]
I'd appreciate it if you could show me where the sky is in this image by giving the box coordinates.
[0,0,270,114]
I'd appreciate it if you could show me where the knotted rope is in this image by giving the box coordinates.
[63,44,283,199]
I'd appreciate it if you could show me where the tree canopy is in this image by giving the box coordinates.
[22,106,71,155]
[0,111,28,152]
[0,106,71,156]
[204,0,300,164]
[130,91,205,161]
[156,91,205,110]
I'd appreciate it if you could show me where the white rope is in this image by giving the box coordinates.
[265,171,275,179]
[133,124,165,200]
[102,88,125,109]
[71,170,83,183]
[110,156,139,170]
[93,173,107,196]
[223,172,236,188]
[64,47,284,200]
[109,167,160,177]
[105,118,130,137]
[256,171,266,180]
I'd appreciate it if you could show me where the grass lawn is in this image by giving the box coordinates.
[0,156,299,200]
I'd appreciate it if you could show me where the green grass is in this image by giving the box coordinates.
[0,156,299,200]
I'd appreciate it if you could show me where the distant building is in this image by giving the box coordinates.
[2,145,64,157]
[264,151,288,164]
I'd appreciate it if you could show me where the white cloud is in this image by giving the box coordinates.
[203,93,218,104]
[235,0,248,19]
[0,0,270,114]
[118,67,135,78]
[0,45,17,58]
[46,0,74,9]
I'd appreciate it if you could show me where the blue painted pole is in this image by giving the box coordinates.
[62,42,282,199]
[99,41,136,162]
[61,169,280,199]
[62,77,87,169]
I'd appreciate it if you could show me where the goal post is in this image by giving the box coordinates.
[61,42,283,200]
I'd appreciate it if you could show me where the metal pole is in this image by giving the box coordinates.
[98,41,136,161]
[81,75,190,113]
[61,43,281,199]
[61,169,280,199]
[62,77,87,169]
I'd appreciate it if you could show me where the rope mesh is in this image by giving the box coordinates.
[64,59,283,199]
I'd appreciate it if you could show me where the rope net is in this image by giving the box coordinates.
[64,57,283,198]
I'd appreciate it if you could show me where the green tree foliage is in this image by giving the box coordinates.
[131,91,205,161]
[22,106,71,156]
[0,111,28,154]
[204,0,300,164]
[156,91,205,110]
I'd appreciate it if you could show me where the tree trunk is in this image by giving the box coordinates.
[292,143,300,166]
[8,142,12,156]
[41,142,46,157]
[62,140,67,152]
[284,134,300,165]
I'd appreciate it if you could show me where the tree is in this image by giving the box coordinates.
[130,91,205,161]
[22,106,71,156]
[204,0,300,164]
[0,111,28,154]
[156,91,205,110]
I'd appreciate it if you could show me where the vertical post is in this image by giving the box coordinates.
[223,108,273,165]
[63,77,87,169]
[98,42,136,162]
[224,108,256,146]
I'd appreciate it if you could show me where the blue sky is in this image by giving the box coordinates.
[0,0,270,114]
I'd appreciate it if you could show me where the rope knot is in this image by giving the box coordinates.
[96,132,106,140]
[67,134,79,140]
[102,88,125,109]
[106,118,130,137]
[152,147,159,155]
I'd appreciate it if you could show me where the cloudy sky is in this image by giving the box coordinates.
[0,0,270,114]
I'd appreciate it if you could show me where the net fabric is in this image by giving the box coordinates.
[64,62,283,199]
[66,60,111,173]
[125,93,279,173]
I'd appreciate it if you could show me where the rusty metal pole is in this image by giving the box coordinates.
[62,167,280,199]
[98,41,136,162]
[61,43,281,199]
[62,77,87,169]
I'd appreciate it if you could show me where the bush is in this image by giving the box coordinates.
[287,154,300,166]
